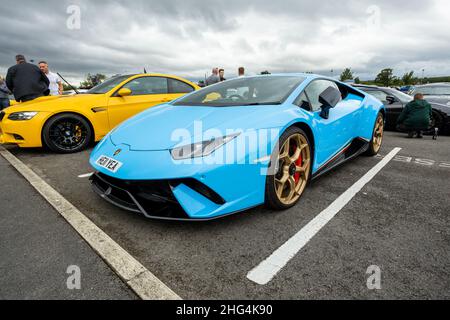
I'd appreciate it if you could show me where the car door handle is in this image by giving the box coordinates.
[91,107,107,113]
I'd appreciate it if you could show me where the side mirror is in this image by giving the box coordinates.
[386,95,396,104]
[319,86,341,119]
[117,88,132,97]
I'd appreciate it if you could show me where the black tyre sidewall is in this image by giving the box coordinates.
[43,113,92,153]
[432,111,443,132]
[364,112,384,157]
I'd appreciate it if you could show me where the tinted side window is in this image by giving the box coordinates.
[168,79,194,94]
[367,90,388,102]
[122,77,168,95]
[294,91,312,111]
[304,80,340,111]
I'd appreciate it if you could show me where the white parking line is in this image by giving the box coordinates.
[247,147,402,285]
[0,146,181,300]
[78,172,94,178]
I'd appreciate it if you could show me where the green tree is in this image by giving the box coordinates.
[401,71,417,85]
[339,68,354,82]
[375,68,396,87]
[62,83,76,91]
[79,73,106,89]
[354,77,361,84]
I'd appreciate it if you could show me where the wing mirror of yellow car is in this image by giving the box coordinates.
[117,88,132,97]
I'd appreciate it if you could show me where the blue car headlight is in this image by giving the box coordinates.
[171,133,240,160]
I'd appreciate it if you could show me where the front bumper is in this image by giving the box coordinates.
[0,111,49,147]
[90,172,239,221]
[89,136,268,220]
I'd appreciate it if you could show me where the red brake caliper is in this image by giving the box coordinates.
[294,146,303,183]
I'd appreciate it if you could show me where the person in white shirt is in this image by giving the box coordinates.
[38,61,63,95]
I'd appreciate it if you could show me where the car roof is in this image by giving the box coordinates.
[240,73,341,82]
[414,83,450,87]
[352,84,393,91]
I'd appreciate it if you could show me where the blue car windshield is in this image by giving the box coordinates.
[173,76,305,107]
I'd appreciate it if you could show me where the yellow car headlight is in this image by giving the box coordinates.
[8,112,38,121]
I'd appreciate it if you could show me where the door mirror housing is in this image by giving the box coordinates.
[386,95,396,104]
[117,88,132,97]
[319,86,341,119]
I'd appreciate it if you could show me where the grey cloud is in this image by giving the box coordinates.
[0,0,449,83]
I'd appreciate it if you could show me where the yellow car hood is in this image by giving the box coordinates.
[4,94,106,113]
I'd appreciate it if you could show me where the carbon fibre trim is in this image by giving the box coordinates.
[312,137,370,180]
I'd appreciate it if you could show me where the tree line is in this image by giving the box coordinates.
[338,67,450,87]
[64,69,448,91]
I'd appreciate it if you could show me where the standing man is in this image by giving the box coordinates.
[238,67,245,77]
[6,55,49,102]
[205,68,220,86]
[219,69,226,82]
[397,93,433,138]
[39,61,63,96]
[0,76,11,110]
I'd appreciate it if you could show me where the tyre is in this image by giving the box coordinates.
[364,112,384,156]
[265,127,312,210]
[42,113,92,153]
[431,111,444,134]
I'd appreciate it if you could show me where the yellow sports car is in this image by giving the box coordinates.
[0,74,199,153]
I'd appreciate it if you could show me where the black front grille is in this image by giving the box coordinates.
[91,172,227,220]
[0,111,5,122]
[91,173,188,219]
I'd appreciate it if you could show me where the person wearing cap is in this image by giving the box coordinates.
[5,54,50,102]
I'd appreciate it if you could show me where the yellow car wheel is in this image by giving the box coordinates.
[42,113,92,153]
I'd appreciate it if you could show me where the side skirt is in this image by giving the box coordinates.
[312,137,370,180]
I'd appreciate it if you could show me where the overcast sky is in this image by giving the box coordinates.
[1,0,449,84]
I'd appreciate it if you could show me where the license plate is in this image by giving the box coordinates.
[96,155,123,173]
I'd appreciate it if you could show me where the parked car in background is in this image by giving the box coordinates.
[411,83,450,105]
[0,73,200,153]
[399,85,415,94]
[354,84,450,134]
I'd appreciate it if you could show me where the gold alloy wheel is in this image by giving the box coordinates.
[373,115,384,153]
[274,133,311,205]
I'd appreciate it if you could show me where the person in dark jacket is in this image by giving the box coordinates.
[0,76,11,110]
[397,93,433,138]
[5,55,50,102]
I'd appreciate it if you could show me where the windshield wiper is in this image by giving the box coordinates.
[241,102,281,106]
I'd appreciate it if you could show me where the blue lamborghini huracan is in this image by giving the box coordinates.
[89,74,385,220]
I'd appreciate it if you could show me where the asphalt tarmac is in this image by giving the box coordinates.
[1,131,449,299]
[0,156,137,300]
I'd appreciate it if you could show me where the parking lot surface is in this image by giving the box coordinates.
[0,156,137,300]
[1,131,449,299]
